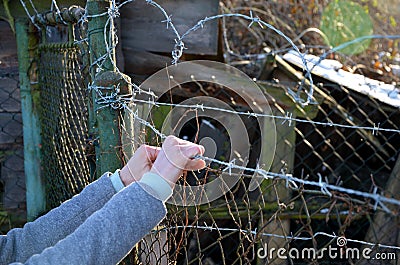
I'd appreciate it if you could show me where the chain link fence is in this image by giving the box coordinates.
[292,81,400,265]
[4,0,400,264]
[134,79,400,264]
[0,20,26,231]
[38,42,92,209]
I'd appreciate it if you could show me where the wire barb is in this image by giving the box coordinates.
[248,10,264,29]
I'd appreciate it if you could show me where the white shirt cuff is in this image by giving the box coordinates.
[138,172,173,202]
[109,169,125,192]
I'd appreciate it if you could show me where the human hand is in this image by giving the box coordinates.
[119,144,161,186]
[150,135,206,187]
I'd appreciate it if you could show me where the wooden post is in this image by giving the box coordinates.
[15,19,46,220]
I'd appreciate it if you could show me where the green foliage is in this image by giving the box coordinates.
[320,0,373,55]
[389,16,397,27]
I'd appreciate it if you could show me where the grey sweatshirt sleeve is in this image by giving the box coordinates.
[0,173,116,264]
[14,182,167,265]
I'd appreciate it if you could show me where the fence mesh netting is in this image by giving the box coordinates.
[133,81,400,264]
[0,46,25,229]
[23,0,400,264]
[38,44,91,209]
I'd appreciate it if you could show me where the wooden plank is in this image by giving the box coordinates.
[124,49,171,75]
[0,21,17,60]
[359,154,400,264]
[258,80,322,119]
[120,0,219,55]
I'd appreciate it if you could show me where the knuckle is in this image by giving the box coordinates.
[138,144,148,152]
[166,135,176,141]
[139,144,148,149]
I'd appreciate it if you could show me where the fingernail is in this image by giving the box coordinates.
[199,145,205,153]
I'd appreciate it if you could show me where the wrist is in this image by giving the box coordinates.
[109,169,125,192]
[139,172,173,202]
[119,165,138,186]
[150,165,180,188]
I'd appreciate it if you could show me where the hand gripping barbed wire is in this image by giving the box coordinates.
[91,85,400,212]
[73,0,400,212]
[20,0,400,211]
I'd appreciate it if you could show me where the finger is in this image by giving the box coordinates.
[165,136,205,154]
[170,135,201,149]
[144,145,161,162]
[185,159,206,171]
[177,138,205,151]
[198,144,205,155]
[181,145,205,159]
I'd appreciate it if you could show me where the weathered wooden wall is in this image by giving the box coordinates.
[120,0,219,55]
[120,0,220,77]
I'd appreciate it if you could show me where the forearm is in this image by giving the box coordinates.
[0,173,116,264]
[18,182,167,265]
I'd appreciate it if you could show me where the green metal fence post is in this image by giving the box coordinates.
[87,0,116,74]
[86,0,131,176]
[15,19,46,221]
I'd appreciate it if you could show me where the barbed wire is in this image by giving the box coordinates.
[19,0,41,29]
[102,99,400,213]
[50,0,67,25]
[116,97,400,134]
[79,0,317,105]
[89,80,400,135]
[154,225,400,251]
[18,0,400,212]
[17,0,400,261]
